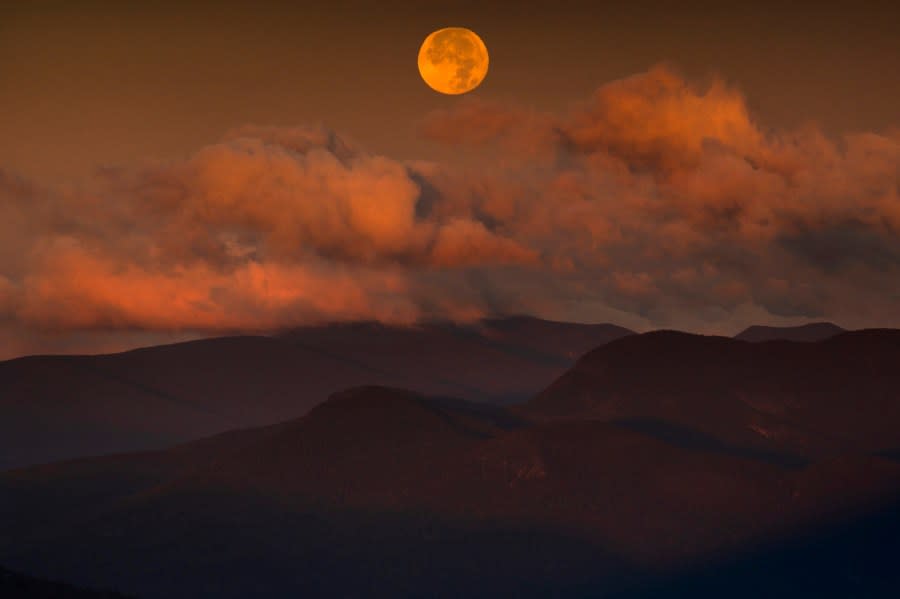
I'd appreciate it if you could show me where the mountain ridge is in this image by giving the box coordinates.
[734,322,845,343]
[527,329,900,461]
[0,317,633,470]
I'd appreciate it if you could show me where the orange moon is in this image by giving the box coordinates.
[417,28,489,95]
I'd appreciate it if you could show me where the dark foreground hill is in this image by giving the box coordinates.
[3,382,900,598]
[734,322,845,342]
[0,317,632,470]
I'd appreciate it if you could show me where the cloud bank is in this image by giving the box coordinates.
[1,66,898,356]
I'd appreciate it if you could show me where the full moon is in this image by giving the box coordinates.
[417,28,489,95]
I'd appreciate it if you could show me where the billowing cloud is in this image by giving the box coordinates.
[419,65,900,331]
[0,125,536,350]
[1,66,899,358]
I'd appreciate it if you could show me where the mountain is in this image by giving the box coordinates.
[0,317,633,470]
[3,386,900,597]
[734,322,845,342]
[478,316,635,359]
[275,318,634,401]
[526,329,900,460]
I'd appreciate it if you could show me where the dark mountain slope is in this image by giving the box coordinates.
[526,329,900,460]
[276,317,633,401]
[734,322,845,342]
[4,386,900,597]
[0,317,633,470]
[478,316,635,360]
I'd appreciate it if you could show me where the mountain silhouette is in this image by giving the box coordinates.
[526,329,900,460]
[0,317,632,470]
[734,322,845,342]
[3,382,900,597]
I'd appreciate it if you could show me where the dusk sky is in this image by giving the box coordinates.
[1,0,899,358]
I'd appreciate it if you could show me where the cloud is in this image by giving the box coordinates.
[418,65,900,330]
[0,125,536,345]
[1,66,899,357]
[18,239,418,330]
[90,125,534,270]
[561,66,763,173]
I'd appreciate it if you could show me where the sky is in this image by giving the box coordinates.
[1,0,899,358]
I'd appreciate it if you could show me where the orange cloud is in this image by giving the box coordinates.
[0,125,537,339]
[418,65,900,328]
[18,239,421,331]
[562,65,762,172]
[1,66,899,355]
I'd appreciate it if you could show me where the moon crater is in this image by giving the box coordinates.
[418,28,489,95]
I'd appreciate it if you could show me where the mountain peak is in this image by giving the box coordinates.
[313,385,425,411]
[298,386,524,448]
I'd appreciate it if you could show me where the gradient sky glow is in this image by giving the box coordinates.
[3,0,899,181]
